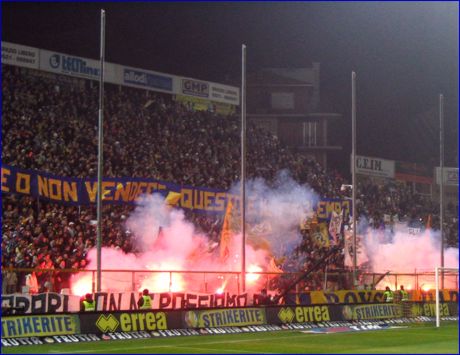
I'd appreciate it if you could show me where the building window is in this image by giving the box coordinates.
[303,121,317,146]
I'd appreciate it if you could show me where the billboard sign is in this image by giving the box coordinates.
[351,154,395,178]
[1,41,39,69]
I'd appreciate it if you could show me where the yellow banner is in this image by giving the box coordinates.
[184,308,266,328]
[1,314,80,338]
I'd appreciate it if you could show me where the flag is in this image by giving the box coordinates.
[312,222,330,248]
[165,191,182,206]
[328,210,343,245]
[267,257,283,273]
[300,213,317,231]
[426,214,432,230]
[220,200,234,261]
[247,221,272,252]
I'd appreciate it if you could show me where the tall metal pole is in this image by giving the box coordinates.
[351,71,357,287]
[241,44,247,292]
[96,9,106,293]
[439,94,444,289]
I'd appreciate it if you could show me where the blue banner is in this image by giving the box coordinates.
[1,165,350,219]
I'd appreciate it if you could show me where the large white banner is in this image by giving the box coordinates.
[1,291,251,314]
[1,41,39,69]
[351,154,395,178]
[435,167,459,186]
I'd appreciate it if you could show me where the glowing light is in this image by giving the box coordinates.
[405,285,413,291]
[421,284,433,292]
[141,262,186,293]
[246,264,262,283]
[216,287,224,295]
[71,275,93,296]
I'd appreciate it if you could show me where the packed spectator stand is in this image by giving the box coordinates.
[2,65,457,294]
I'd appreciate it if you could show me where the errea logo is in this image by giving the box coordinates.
[96,314,119,333]
[278,307,295,323]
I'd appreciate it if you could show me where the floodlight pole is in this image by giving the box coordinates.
[241,44,247,292]
[351,71,357,287]
[96,9,105,293]
[439,94,444,289]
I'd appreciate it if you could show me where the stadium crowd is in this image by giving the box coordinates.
[2,65,458,294]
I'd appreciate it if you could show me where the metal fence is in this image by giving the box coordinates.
[1,268,458,295]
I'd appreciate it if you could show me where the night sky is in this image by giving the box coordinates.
[2,2,458,176]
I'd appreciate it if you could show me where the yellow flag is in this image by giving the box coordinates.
[165,191,182,206]
[311,222,330,248]
[220,200,233,261]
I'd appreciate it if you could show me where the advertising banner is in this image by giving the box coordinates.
[265,305,344,324]
[351,154,395,178]
[183,307,266,328]
[340,304,402,321]
[435,167,459,186]
[209,82,240,106]
[1,41,39,69]
[1,314,80,338]
[122,66,173,92]
[40,49,101,80]
[4,41,240,106]
[176,77,240,106]
[78,310,182,334]
[410,302,458,317]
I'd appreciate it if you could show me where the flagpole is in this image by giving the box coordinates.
[241,44,247,292]
[439,93,444,289]
[96,9,105,293]
[351,71,357,287]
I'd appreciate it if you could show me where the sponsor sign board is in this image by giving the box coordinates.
[5,41,240,105]
[40,49,101,80]
[123,67,173,92]
[341,304,402,321]
[2,41,39,69]
[1,314,80,338]
[351,154,395,178]
[183,308,266,328]
[181,78,209,98]
[266,305,344,324]
[79,310,182,334]
[435,167,459,186]
[209,82,240,105]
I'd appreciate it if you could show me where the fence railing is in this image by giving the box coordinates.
[1,268,458,296]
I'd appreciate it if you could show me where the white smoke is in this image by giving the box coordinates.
[359,219,458,273]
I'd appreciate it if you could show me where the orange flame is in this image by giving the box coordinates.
[246,264,262,284]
